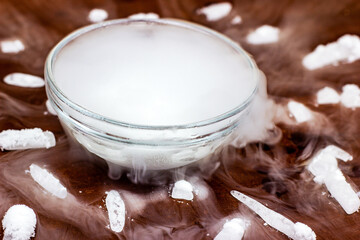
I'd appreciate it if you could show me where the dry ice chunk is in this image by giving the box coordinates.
[287,101,313,123]
[88,9,108,23]
[316,87,340,105]
[231,190,316,240]
[214,218,247,240]
[340,84,360,109]
[0,128,56,151]
[231,15,242,25]
[46,100,57,115]
[128,12,159,20]
[246,25,280,45]
[196,2,232,22]
[3,73,44,88]
[29,164,67,199]
[171,180,194,201]
[302,34,360,70]
[1,39,25,54]
[307,145,360,214]
[106,190,126,233]
[2,204,37,240]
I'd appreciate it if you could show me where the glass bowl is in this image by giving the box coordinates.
[44,18,259,170]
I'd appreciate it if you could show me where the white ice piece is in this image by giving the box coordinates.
[88,9,108,23]
[287,101,313,123]
[171,180,194,201]
[323,145,353,162]
[231,190,316,240]
[302,34,360,70]
[2,204,37,240]
[214,218,247,240]
[46,100,57,115]
[246,25,280,45]
[128,12,159,20]
[196,2,232,22]
[340,84,360,109]
[106,190,126,233]
[1,39,25,54]
[316,87,340,105]
[307,145,352,181]
[0,128,56,151]
[29,164,67,199]
[3,73,44,88]
[308,145,359,214]
[193,183,210,201]
[231,15,242,25]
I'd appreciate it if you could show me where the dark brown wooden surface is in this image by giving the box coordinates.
[1,0,360,239]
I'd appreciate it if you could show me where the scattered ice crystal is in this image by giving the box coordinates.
[0,128,56,151]
[302,34,360,70]
[231,190,316,240]
[287,101,313,123]
[1,39,25,53]
[316,84,360,108]
[231,15,242,25]
[46,100,57,115]
[308,145,360,214]
[323,145,353,162]
[88,9,108,23]
[29,164,67,199]
[193,183,210,201]
[340,84,360,109]
[307,145,352,183]
[106,190,126,233]
[2,204,37,240]
[171,180,194,201]
[196,2,232,22]
[214,218,247,240]
[128,12,159,20]
[316,87,340,105]
[3,73,44,88]
[246,25,280,45]
[325,170,360,214]
[293,222,318,240]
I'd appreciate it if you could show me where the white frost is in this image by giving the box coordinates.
[303,34,360,70]
[46,100,57,115]
[128,12,159,20]
[171,180,194,201]
[316,87,340,105]
[1,39,25,54]
[231,190,316,240]
[246,25,280,45]
[340,84,360,109]
[106,190,126,233]
[214,218,247,240]
[0,128,56,151]
[2,204,37,240]
[287,101,313,123]
[231,15,242,25]
[196,2,232,22]
[308,145,359,214]
[29,164,67,199]
[88,9,108,23]
[3,73,44,88]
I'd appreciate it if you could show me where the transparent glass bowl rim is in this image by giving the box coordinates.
[45,18,259,130]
